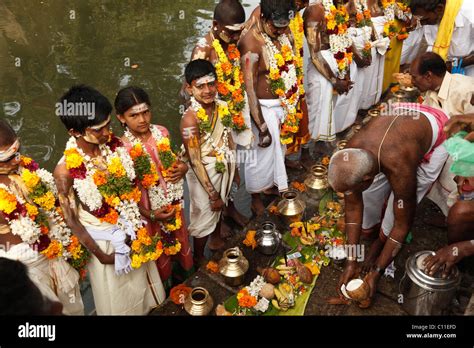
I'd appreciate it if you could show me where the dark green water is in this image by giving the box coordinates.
[0,0,258,170]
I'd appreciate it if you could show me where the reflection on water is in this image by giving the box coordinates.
[0,0,260,170]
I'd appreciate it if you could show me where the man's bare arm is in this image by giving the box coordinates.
[53,165,114,264]
[180,112,220,200]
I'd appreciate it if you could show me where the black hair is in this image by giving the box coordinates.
[214,0,246,25]
[57,85,112,134]
[260,0,296,21]
[114,86,151,115]
[184,59,217,85]
[417,52,447,77]
[0,118,16,147]
[410,0,445,12]
[0,258,46,315]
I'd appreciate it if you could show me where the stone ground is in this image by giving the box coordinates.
[82,105,474,316]
[151,147,474,316]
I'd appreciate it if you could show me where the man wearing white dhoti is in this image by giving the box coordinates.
[54,86,165,315]
[181,59,237,264]
[410,52,474,217]
[304,0,354,144]
[239,0,304,215]
[328,104,450,307]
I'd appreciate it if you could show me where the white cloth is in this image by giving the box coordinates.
[360,16,387,109]
[362,111,448,235]
[333,28,367,132]
[306,49,338,141]
[244,99,288,192]
[424,0,474,77]
[187,116,236,238]
[400,27,424,65]
[79,208,165,315]
[0,242,84,315]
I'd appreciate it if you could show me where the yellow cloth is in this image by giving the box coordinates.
[382,20,404,92]
[433,0,464,61]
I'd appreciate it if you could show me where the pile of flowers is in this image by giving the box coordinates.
[263,32,304,145]
[131,228,162,269]
[323,0,353,79]
[212,40,248,133]
[235,276,270,315]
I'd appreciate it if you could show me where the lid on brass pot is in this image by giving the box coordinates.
[405,250,461,291]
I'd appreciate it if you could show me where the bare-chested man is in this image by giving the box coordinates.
[304,0,354,151]
[328,103,450,306]
[239,0,304,215]
[190,0,250,230]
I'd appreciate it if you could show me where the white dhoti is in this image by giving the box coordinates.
[360,16,388,109]
[400,27,424,66]
[426,157,457,216]
[333,28,368,132]
[306,50,338,141]
[187,117,236,238]
[79,208,165,315]
[0,242,84,315]
[362,109,449,235]
[244,99,288,192]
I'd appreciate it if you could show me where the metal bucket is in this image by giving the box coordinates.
[399,250,461,315]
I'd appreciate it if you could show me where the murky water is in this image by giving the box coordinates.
[0,0,259,170]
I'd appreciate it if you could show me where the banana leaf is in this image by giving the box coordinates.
[278,271,319,316]
[318,189,336,215]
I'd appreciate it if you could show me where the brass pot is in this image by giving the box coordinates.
[400,86,420,102]
[218,247,249,287]
[184,287,214,316]
[304,165,329,198]
[362,108,381,125]
[277,189,306,224]
[391,90,408,103]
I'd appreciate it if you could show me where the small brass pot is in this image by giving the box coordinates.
[184,287,214,316]
[277,189,306,224]
[304,165,329,198]
[218,247,249,287]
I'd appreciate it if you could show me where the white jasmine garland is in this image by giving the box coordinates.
[247,275,266,297]
[254,297,270,312]
[36,169,58,196]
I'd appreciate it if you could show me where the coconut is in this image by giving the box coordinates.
[345,279,370,301]
[257,267,281,284]
[296,264,313,284]
[259,283,275,300]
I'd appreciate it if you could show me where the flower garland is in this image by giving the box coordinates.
[212,39,248,133]
[190,97,232,174]
[124,126,183,255]
[263,32,303,144]
[354,0,373,58]
[0,157,90,278]
[381,0,411,42]
[64,135,160,269]
[323,0,353,79]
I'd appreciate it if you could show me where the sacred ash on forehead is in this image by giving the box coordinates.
[0,139,20,162]
[195,74,216,86]
[128,103,149,115]
[225,22,245,31]
[89,115,111,131]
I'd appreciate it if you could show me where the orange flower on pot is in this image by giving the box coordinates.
[170,284,192,305]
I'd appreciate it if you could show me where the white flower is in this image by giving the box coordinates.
[36,169,58,196]
[116,147,136,181]
[254,297,270,312]
[73,176,103,211]
[248,275,266,297]
[10,216,42,245]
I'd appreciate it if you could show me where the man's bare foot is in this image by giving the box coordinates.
[262,186,279,197]
[220,221,233,239]
[207,232,225,251]
[361,237,385,273]
[251,195,266,217]
[224,203,249,228]
[285,158,303,170]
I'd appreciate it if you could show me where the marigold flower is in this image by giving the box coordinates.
[243,230,257,250]
[0,189,17,214]
[170,284,192,305]
[33,191,56,211]
[64,149,84,169]
[206,261,219,273]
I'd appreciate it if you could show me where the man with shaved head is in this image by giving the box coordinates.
[328,103,450,306]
